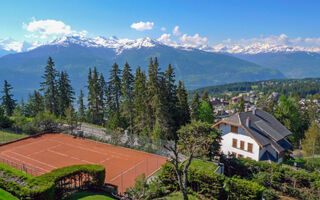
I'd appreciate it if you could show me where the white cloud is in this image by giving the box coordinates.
[161,27,166,31]
[157,33,171,45]
[130,21,154,31]
[23,18,87,39]
[173,26,181,36]
[305,37,320,45]
[179,33,208,48]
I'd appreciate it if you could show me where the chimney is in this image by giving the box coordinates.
[252,108,256,115]
[246,117,250,127]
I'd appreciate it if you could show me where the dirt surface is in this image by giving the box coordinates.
[0,133,168,193]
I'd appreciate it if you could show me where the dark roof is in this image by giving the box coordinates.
[260,150,277,162]
[223,109,292,153]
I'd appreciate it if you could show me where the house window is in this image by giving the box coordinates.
[240,141,245,150]
[231,125,238,133]
[232,139,237,148]
[238,154,244,158]
[247,143,253,153]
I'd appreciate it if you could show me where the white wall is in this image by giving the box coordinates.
[219,124,260,161]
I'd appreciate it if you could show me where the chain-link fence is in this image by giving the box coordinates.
[0,156,44,176]
[63,124,174,158]
[110,156,166,194]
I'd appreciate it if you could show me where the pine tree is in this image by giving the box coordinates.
[190,92,200,120]
[65,104,78,134]
[177,81,190,127]
[57,71,75,117]
[40,57,59,116]
[1,80,16,116]
[164,64,178,138]
[25,90,44,117]
[201,90,210,103]
[133,67,149,134]
[97,73,106,125]
[106,63,122,128]
[77,90,86,122]
[87,67,101,124]
[121,62,135,133]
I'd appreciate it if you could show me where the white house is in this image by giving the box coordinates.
[214,109,292,162]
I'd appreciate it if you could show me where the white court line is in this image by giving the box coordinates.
[0,152,50,173]
[8,151,57,169]
[48,138,130,160]
[109,159,145,182]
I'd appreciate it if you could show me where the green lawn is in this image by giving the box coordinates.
[63,191,116,200]
[189,159,217,171]
[164,192,198,200]
[0,188,18,200]
[0,129,28,144]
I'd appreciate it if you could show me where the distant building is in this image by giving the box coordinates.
[214,109,291,162]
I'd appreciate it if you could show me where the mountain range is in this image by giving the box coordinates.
[0,36,286,99]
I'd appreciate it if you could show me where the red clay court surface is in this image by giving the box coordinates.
[0,133,168,193]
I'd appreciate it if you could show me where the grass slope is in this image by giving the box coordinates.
[0,188,18,200]
[63,191,116,200]
[0,129,28,144]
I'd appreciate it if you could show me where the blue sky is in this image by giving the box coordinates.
[1,0,320,50]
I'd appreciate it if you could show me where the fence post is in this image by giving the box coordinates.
[146,157,148,175]
[121,171,124,194]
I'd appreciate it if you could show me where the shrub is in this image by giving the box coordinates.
[0,163,105,200]
[225,177,264,200]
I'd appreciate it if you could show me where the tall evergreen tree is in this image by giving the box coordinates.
[238,96,245,112]
[177,81,190,127]
[121,62,135,133]
[25,90,44,117]
[133,67,149,134]
[201,90,210,103]
[57,71,75,117]
[190,92,200,120]
[106,63,122,128]
[97,73,106,125]
[77,90,86,122]
[1,80,16,116]
[87,67,101,124]
[164,64,178,138]
[40,57,59,116]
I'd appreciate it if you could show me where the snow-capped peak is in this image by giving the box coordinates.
[45,35,160,54]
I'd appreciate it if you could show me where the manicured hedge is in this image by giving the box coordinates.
[0,163,105,200]
[159,161,264,200]
[238,158,320,199]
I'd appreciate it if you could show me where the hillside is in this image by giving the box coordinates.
[188,78,320,99]
[0,36,284,99]
[233,52,320,78]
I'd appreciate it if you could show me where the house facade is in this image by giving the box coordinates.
[214,109,292,162]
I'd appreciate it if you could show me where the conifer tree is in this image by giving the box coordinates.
[201,90,210,103]
[97,73,106,125]
[77,90,86,122]
[177,81,190,127]
[164,64,179,138]
[190,92,200,120]
[239,96,245,112]
[87,67,101,124]
[57,71,75,117]
[40,57,59,116]
[1,80,16,116]
[25,90,44,117]
[121,62,135,133]
[106,63,122,128]
[133,67,149,134]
